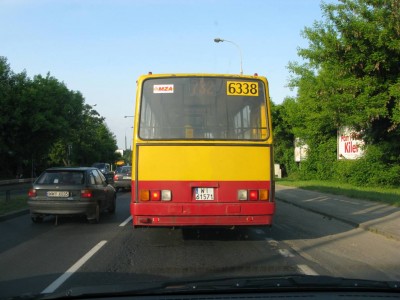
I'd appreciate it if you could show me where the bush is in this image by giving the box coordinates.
[332,145,400,187]
[285,141,400,188]
[294,138,337,180]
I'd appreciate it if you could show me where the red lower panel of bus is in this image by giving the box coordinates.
[132,215,274,226]
[130,180,275,227]
[131,202,275,226]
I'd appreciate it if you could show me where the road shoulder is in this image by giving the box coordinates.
[276,184,400,241]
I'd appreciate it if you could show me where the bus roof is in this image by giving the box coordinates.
[137,73,267,81]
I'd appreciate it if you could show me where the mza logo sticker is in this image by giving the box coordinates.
[153,84,174,93]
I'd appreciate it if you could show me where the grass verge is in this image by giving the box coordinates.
[0,196,28,216]
[276,179,400,207]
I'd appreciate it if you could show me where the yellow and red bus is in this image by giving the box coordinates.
[130,73,275,227]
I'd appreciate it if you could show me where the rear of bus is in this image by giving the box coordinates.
[130,74,275,227]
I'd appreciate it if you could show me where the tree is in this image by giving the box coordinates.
[271,100,297,176]
[286,0,400,184]
[69,104,118,166]
[0,57,33,177]
[0,57,118,178]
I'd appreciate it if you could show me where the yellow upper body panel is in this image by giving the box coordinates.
[135,145,272,181]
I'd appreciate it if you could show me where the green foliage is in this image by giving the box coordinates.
[122,149,132,166]
[48,140,68,166]
[70,104,118,166]
[274,0,400,187]
[271,100,298,176]
[0,56,118,178]
[333,145,400,187]
[297,0,400,148]
[296,138,337,180]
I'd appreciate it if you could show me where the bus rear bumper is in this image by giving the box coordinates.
[132,215,274,226]
[131,202,275,227]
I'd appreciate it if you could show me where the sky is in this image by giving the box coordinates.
[1,0,337,150]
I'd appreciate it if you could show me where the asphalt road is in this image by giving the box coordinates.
[1,191,399,298]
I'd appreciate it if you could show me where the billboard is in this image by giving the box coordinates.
[337,127,364,160]
[294,138,308,162]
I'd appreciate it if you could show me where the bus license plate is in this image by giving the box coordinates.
[47,191,69,197]
[195,188,214,200]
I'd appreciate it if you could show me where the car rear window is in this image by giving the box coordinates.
[121,167,131,173]
[36,171,85,185]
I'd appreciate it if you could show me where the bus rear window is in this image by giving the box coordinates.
[139,77,269,141]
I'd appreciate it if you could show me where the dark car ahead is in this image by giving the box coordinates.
[113,166,132,192]
[91,162,111,174]
[28,167,116,223]
[91,162,115,185]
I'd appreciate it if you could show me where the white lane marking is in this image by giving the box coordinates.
[119,215,132,227]
[265,238,279,249]
[278,248,295,258]
[265,238,277,243]
[41,240,108,294]
[297,264,319,276]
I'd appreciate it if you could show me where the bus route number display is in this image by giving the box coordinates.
[227,81,259,96]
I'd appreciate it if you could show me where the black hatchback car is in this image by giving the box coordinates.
[113,166,132,192]
[28,167,116,223]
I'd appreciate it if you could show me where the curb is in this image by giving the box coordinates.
[276,196,360,228]
[276,196,400,242]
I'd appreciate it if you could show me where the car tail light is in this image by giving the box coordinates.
[81,189,93,198]
[113,175,119,181]
[28,189,37,197]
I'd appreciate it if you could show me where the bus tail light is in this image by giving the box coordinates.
[140,190,150,201]
[237,189,269,201]
[161,190,172,201]
[259,189,269,200]
[249,190,258,201]
[151,190,161,201]
[140,190,172,201]
[237,190,247,200]
[81,189,93,198]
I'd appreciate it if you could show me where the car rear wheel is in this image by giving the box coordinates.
[87,203,100,224]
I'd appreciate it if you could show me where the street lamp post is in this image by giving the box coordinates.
[124,115,135,150]
[214,38,243,75]
[124,126,133,150]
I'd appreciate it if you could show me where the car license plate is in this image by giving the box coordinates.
[122,176,131,179]
[195,188,214,200]
[47,191,69,197]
